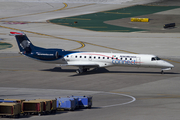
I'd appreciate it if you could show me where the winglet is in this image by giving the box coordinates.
[9,31,25,36]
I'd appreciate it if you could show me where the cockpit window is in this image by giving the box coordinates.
[156,57,161,60]
[151,56,161,61]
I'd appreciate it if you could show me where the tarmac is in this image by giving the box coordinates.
[0,0,180,120]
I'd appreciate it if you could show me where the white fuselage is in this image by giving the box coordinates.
[52,52,174,70]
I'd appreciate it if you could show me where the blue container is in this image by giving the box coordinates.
[56,98,76,111]
[72,96,92,108]
[0,100,17,103]
[67,96,79,109]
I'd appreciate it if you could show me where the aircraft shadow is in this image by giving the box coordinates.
[42,67,179,76]
[42,67,75,72]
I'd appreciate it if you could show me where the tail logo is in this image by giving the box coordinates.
[20,40,31,49]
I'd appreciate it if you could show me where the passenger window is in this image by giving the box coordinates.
[112,57,113,59]
[67,55,69,58]
[75,56,77,58]
[98,57,100,59]
[89,56,91,58]
[107,57,109,59]
[94,56,96,59]
[103,57,105,59]
[121,58,122,60]
[116,58,118,60]
[130,58,132,60]
[84,56,86,58]
[80,56,82,58]
[125,58,127,60]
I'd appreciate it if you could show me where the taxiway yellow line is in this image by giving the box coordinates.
[0,25,85,51]
[162,58,180,64]
[65,3,95,10]
[0,3,68,20]
[83,41,137,54]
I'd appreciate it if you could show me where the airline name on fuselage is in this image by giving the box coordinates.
[36,52,54,56]
[120,56,136,58]
[112,60,136,65]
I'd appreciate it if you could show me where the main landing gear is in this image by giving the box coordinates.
[76,67,89,74]
[161,70,164,74]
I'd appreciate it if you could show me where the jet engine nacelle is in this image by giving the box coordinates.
[32,51,59,60]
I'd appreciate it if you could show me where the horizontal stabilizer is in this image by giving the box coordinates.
[9,31,25,36]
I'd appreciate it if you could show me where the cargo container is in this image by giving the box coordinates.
[31,99,51,114]
[34,99,56,113]
[72,96,92,108]
[0,103,21,118]
[3,99,25,112]
[56,98,76,111]
[50,99,57,113]
[22,100,44,116]
[67,96,79,109]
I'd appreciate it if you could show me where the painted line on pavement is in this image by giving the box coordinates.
[100,92,136,108]
[0,3,68,20]
[0,25,85,51]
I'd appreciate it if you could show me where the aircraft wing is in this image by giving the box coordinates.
[67,61,99,68]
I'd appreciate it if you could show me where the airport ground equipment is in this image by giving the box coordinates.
[0,100,17,103]
[31,99,51,114]
[4,99,25,112]
[34,99,57,113]
[22,100,44,116]
[164,23,175,28]
[0,103,21,118]
[131,18,149,22]
[4,99,25,103]
[72,96,92,108]
[56,97,76,111]
[67,96,79,109]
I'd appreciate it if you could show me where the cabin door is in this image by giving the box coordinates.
[136,57,141,66]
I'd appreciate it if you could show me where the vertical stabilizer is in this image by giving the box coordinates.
[10,32,34,54]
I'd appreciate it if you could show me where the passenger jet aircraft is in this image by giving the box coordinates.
[10,31,174,74]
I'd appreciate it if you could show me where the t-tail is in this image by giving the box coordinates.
[10,31,66,61]
[10,31,36,54]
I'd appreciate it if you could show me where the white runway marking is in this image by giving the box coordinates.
[0,87,136,108]
[100,92,136,108]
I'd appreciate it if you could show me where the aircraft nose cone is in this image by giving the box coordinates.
[169,63,174,68]
[165,61,174,68]
[160,60,174,68]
